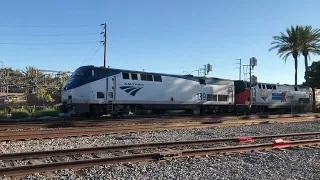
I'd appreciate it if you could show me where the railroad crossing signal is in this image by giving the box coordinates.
[195,63,213,77]
[250,57,257,70]
[206,64,212,74]
[251,75,257,84]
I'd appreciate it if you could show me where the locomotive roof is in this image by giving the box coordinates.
[80,66,310,88]
[83,65,234,82]
[239,80,310,88]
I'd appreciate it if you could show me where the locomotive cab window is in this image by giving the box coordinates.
[266,85,272,89]
[272,85,277,90]
[154,75,162,82]
[146,74,153,81]
[131,73,138,80]
[258,84,262,88]
[141,74,147,81]
[141,74,153,81]
[122,72,130,79]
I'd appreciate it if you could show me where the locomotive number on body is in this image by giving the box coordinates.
[197,93,207,101]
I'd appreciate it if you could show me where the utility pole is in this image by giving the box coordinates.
[101,23,107,68]
[242,65,248,81]
[249,59,252,112]
[248,57,257,114]
[235,59,241,80]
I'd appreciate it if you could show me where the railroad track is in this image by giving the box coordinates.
[0,132,319,177]
[0,117,319,141]
[0,116,230,130]
[0,113,319,130]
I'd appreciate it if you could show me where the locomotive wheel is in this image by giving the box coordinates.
[227,105,234,113]
[212,106,219,114]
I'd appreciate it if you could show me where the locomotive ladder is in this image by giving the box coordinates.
[107,101,114,113]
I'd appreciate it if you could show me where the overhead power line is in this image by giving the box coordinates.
[0,24,99,28]
[83,44,103,65]
[0,33,100,36]
[0,41,99,45]
[80,42,100,66]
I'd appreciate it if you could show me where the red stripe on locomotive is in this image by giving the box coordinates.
[235,89,250,105]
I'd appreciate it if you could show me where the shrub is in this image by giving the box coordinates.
[11,108,30,119]
[33,107,59,118]
[0,106,12,114]
[29,106,37,115]
[0,111,7,119]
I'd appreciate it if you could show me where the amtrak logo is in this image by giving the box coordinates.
[259,90,268,101]
[124,83,144,86]
[259,90,264,96]
[120,86,143,96]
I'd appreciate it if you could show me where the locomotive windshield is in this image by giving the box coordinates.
[62,66,92,90]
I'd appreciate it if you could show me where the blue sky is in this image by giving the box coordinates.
[1,0,320,84]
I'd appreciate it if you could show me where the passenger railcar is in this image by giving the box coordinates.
[60,66,235,117]
[234,80,313,113]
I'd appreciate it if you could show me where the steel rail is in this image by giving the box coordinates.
[0,138,319,177]
[0,117,233,130]
[177,138,320,157]
[0,112,317,125]
[0,132,318,160]
[0,118,318,141]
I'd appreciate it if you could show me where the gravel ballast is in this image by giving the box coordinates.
[21,147,320,179]
[0,121,319,153]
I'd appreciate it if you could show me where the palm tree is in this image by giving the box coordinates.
[298,25,320,86]
[269,25,301,85]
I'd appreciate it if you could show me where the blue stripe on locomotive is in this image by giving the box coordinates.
[271,93,284,101]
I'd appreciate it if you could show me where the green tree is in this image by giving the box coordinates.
[1,68,23,77]
[298,25,320,85]
[306,60,320,88]
[269,25,301,85]
[52,81,66,97]
[23,66,44,84]
[36,87,55,103]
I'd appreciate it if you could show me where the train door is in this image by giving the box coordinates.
[106,75,117,114]
[106,76,116,100]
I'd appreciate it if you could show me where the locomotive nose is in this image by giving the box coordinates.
[61,90,72,104]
